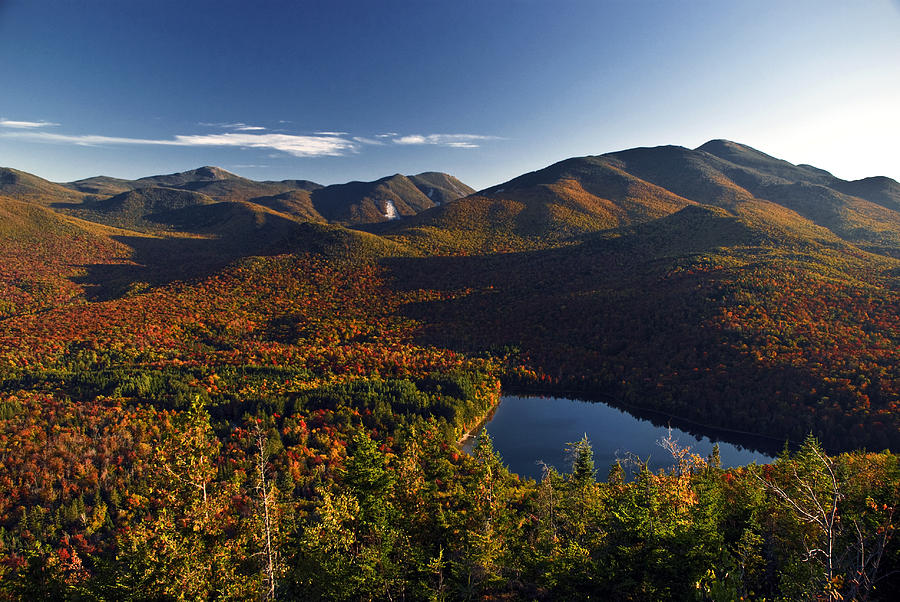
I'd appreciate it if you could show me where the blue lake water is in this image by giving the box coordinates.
[461,395,773,481]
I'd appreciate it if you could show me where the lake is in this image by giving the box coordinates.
[461,395,773,480]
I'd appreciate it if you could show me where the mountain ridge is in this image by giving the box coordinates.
[382,140,900,256]
[2,166,474,228]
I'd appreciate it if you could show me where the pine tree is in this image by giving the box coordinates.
[569,434,595,485]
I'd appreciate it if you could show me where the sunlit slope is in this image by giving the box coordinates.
[0,196,135,316]
[383,155,698,253]
[0,167,86,205]
[244,190,326,223]
[619,140,900,253]
[387,140,900,256]
[480,153,698,220]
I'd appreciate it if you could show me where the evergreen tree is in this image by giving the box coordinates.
[569,434,596,485]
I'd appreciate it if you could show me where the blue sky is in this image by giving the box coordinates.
[1,1,898,189]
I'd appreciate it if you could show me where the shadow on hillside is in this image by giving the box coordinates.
[381,240,638,298]
[380,253,871,455]
[379,245,643,353]
[70,217,396,301]
[73,234,273,301]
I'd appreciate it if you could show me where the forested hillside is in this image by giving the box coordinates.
[0,141,898,599]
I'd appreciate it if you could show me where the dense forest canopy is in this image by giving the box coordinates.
[0,141,898,599]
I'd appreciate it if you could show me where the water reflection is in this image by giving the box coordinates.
[461,395,773,481]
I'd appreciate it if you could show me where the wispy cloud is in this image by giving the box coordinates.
[174,133,354,156]
[3,131,356,157]
[0,118,59,129]
[2,126,501,157]
[199,121,267,131]
[392,133,501,148]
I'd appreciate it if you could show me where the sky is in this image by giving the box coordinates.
[0,0,898,190]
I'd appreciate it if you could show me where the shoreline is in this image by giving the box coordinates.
[502,382,804,453]
[455,380,806,457]
[457,398,502,446]
[464,386,793,457]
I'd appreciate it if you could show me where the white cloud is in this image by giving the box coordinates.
[173,133,355,156]
[392,133,500,148]
[2,130,356,157]
[0,119,59,129]
[2,132,172,146]
[395,134,427,145]
[199,122,267,131]
[2,126,501,157]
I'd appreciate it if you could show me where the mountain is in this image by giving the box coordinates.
[130,166,315,202]
[64,167,326,203]
[53,167,471,228]
[65,186,218,230]
[264,178,323,193]
[133,165,241,188]
[830,175,900,213]
[689,140,900,252]
[0,195,135,314]
[2,141,899,600]
[307,172,474,225]
[695,139,900,214]
[244,190,326,223]
[65,175,137,196]
[384,140,900,256]
[367,140,900,453]
[479,153,697,218]
[309,173,438,224]
[389,195,899,452]
[0,167,86,205]
[408,172,475,204]
[603,141,900,253]
[694,139,835,185]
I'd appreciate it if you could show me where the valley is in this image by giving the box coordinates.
[0,140,898,599]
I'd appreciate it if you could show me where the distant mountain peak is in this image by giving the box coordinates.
[694,138,789,165]
[695,139,770,158]
[173,166,239,181]
[697,138,742,150]
[194,166,236,180]
[407,172,475,204]
[136,165,241,186]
